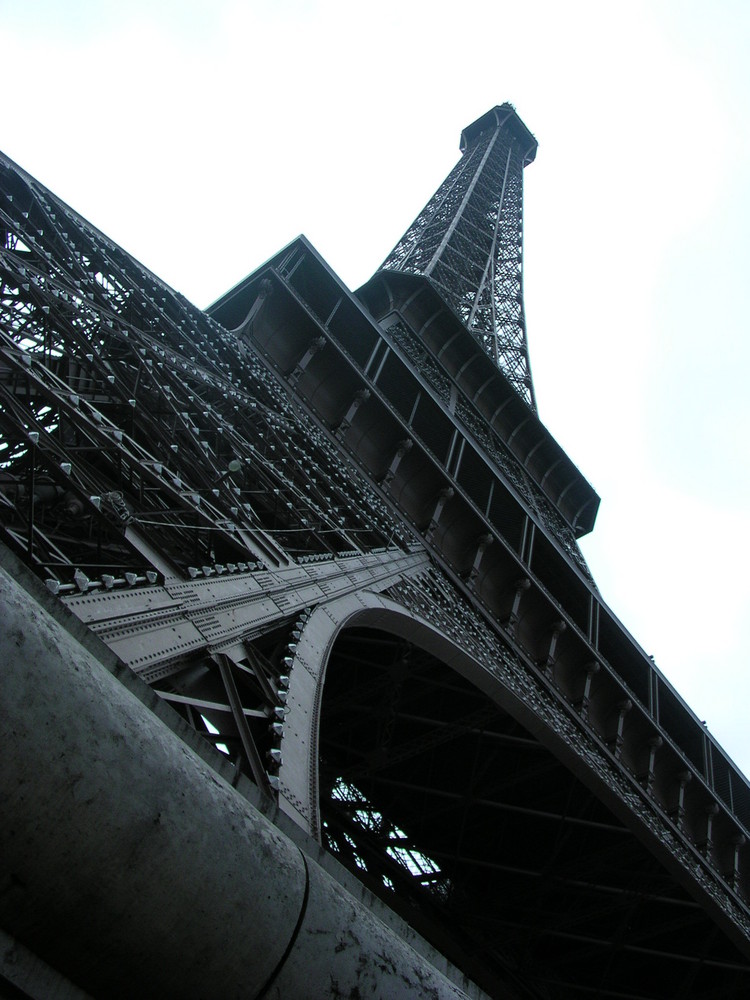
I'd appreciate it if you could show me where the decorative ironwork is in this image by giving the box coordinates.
[0,154,404,594]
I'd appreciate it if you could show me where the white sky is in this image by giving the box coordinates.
[4,0,750,772]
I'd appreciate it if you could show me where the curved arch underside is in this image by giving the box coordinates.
[318,625,750,1000]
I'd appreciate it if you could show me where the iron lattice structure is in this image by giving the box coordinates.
[381,104,538,408]
[3,108,750,999]
[0,157,402,583]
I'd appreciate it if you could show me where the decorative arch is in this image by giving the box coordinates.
[277,589,498,838]
[278,590,750,999]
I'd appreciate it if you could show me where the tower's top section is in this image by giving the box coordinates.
[460,104,538,162]
[380,103,538,409]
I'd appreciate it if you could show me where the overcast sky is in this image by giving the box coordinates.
[4,0,750,773]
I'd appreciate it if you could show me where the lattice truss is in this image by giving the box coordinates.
[382,106,537,409]
[0,155,404,593]
[147,618,305,797]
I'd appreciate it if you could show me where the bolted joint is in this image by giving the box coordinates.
[699,801,721,858]
[608,699,632,758]
[232,277,273,339]
[725,832,747,890]
[576,660,600,721]
[539,619,567,676]
[504,577,531,634]
[288,335,327,387]
[381,438,413,489]
[671,769,693,830]
[335,388,371,439]
[466,532,494,587]
[424,485,454,542]
[640,735,663,795]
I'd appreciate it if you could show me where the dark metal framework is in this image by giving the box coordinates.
[0,156,402,586]
[321,625,750,999]
[3,106,750,999]
[381,105,538,408]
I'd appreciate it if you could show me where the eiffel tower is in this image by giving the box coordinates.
[2,105,750,999]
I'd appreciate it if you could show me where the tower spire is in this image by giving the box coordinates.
[381,104,538,409]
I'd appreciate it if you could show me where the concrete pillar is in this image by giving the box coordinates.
[0,566,471,999]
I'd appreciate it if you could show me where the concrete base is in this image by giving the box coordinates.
[0,562,475,999]
[1,928,92,999]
